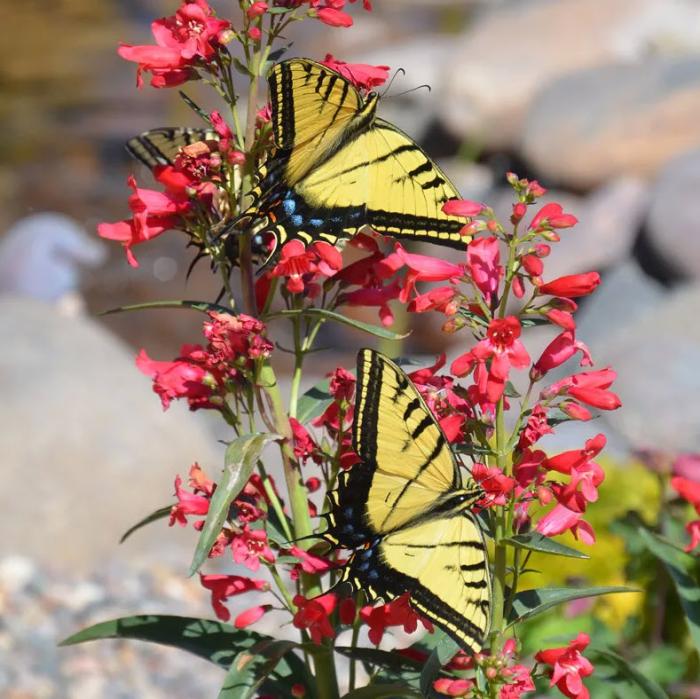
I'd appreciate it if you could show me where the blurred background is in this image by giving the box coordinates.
[3,0,700,696]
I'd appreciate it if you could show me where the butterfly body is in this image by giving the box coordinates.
[324,350,492,654]
[239,58,470,258]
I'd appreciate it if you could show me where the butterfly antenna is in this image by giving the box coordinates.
[390,83,432,99]
[380,67,406,98]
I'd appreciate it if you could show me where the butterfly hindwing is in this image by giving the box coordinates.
[353,349,460,533]
[126,127,219,168]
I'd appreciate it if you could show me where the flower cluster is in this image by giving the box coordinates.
[137,312,272,410]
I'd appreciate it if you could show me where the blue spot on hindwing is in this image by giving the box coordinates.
[309,218,323,228]
[282,198,296,216]
[291,214,303,227]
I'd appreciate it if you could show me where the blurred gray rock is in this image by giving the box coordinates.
[600,284,700,451]
[647,148,700,279]
[491,177,647,278]
[441,0,700,151]
[0,212,106,301]
[521,56,700,189]
[1,297,222,571]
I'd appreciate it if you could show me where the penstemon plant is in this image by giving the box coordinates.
[62,2,675,698]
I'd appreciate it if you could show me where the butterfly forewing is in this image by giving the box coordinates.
[126,127,219,168]
[354,349,459,533]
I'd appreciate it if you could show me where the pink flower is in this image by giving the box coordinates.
[247,1,268,18]
[532,330,592,378]
[500,664,535,698]
[321,54,389,90]
[271,240,342,294]
[452,317,530,404]
[672,453,700,482]
[293,593,337,644]
[529,203,578,231]
[231,526,275,571]
[290,418,321,464]
[544,434,606,476]
[473,464,515,506]
[408,286,460,315]
[200,574,269,621]
[340,281,401,327]
[538,273,601,298]
[518,404,552,449]
[433,678,474,696]
[203,312,273,365]
[170,468,210,526]
[514,448,546,489]
[535,633,594,699]
[537,504,596,544]
[467,236,502,304]
[288,546,333,577]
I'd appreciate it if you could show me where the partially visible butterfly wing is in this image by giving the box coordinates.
[352,349,460,533]
[338,510,491,654]
[268,59,363,183]
[365,119,468,246]
[126,127,219,168]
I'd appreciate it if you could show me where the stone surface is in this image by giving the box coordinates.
[598,284,700,451]
[441,0,700,151]
[0,297,222,571]
[647,148,700,280]
[520,56,700,189]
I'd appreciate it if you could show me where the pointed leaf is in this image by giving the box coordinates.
[341,684,421,699]
[639,528,700,653]
[101,299,233,316]
[119,505,172,544]
[296,378,332,424]
[588,647,668,699]
[504,533,589,559]
[270,308,410,341]
[189,432,279,575]
[508,586,636,625]
[218,639,299,699]
[60,615,266,669]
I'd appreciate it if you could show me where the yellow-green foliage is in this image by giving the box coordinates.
[528,457,660,627]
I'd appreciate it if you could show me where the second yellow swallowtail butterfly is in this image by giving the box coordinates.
[323,349,492,654]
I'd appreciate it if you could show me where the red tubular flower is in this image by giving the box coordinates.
[339,597,357,625]
[684,520,700,552]
[536,504,596,544]
[473,464,515,506]
[321,53,389,89]
[118,0,231,87]
[200,574,269,621]
[518,404,552,449]
[271,240,318,293]
[452,317,530,404]
[170,469,211,526]
[203,312,273,365]
[340,281,401,327]
[442,198,484,217]
[315,6,353,26]
[545,434,606,475]
[535,633,594,699]
[528,202,578,231]
[499,664,535,698]
[235,604,272,628]
[360,593,433,646]
[672,476,700,513]
[433,678,474,697]
[514,448,546,489]
[288,546,333,576]
[532,330,592,378]
[408,285,460,315]
[538,272,601,298]
[293,593,337,644]
[136,346,221,410]
[377,243,462,303]
[467,236,502,304]
[247,1,269,17]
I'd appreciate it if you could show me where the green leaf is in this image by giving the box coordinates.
[638,527,700,653]
[119,505,172,544]
[341,683,421,699]
[588,647,669,699]
[335,646,422,672]
[504,533,590,559]
[508,586,636,625]
[101,299,233,316]
[218,639,299,699]
[189,432,280,575]
[269,308,410,341]
[60,615,265,669]
[296,378,332,424]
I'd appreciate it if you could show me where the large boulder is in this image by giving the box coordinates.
[520,57,700,189]
[0,298,222,571]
